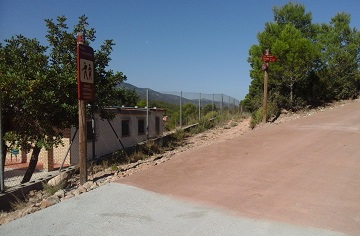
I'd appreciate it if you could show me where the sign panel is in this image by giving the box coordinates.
[77,44,95,101]
[261,55,278,63]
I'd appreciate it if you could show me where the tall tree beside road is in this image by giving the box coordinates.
[0,36,51,174]
[242,3,360,124]
[317,13,360,100]
[244,3,319,114]
[0,15,129,183]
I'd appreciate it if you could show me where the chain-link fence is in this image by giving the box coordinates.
[1,90,240,191]
[157,91,240,129]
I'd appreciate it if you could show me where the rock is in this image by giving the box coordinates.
[63,193,75,200]
[20,206,37,218]
[89,182,98,190]
[82,181,93,190]
[281,108,289,114]
[28,196,37,204]
[40,197,59,209]
[78,185,87,194]
[48,172,69,187]
[28,190,36,197]
[71,189,80,196]
[54,189,65,198]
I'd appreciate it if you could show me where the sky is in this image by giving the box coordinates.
[1,0,359,101]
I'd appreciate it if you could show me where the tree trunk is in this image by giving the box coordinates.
[21,146,41,184]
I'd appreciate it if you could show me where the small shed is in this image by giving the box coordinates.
[70,107,165,164]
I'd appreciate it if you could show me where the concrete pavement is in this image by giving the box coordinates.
[0,183,346,236]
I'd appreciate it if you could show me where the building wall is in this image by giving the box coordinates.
[70,108,164,165]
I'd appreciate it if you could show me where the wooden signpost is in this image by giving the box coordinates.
[77,32,95,184]
[261,50,278,124]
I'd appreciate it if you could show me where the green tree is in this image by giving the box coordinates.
[1,15,130,183]
[273,2,314,38]
[113,88,139,107]
[0,35,54,177]
[271,23,320,107]
[317,13,360,100]
[245,2,321,120]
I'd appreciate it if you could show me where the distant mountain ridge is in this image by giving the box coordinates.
[118,83,208,105]
[118,83,235,107]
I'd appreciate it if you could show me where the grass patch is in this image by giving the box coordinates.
[42,181,66,196]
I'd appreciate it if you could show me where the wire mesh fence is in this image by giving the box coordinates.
[158,91,240,129]
[1,90,240,191]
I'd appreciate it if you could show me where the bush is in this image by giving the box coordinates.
[250,108,263,129]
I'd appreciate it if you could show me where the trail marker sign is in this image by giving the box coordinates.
[261,55,278,63]
[77,44,95,101]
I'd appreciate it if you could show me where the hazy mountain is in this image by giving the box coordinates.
[118,83,219,106]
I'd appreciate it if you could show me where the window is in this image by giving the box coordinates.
[122,119,130,137]
[138,119,145,135]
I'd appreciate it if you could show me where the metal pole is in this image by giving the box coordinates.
[180,91,182,128]
[220,94,224,114]
[228,96,230,115]
[199,93,201,121]
[212,94,214,120]
[59,128,78,172]
[0,94,4,192]
[107,119,125,149]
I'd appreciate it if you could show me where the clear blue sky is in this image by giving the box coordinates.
[1,0,359,100]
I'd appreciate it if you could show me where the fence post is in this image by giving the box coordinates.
[180,91,182,128]
[228,96,230,115]
[220,94,224,114]
[212,93,214,120]
[199,93,201,121]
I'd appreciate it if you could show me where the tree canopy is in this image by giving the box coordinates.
[0,15,137,182]
[242,3,360,122]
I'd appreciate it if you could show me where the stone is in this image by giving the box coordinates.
[82,181,93,190]
[47,172,69,187]
[28,190,36,197]
[71,189,80,196]
[78,185,87,194]
[40,196,59,209]
[54,189,65,198]
[63,193,74,200]
[28,197,38,204]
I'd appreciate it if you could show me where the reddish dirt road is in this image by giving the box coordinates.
[117,100,360,235]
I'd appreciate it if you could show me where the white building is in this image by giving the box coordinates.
[70,107,165,165]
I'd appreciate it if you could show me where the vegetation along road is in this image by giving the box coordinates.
[118,99,360,235]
